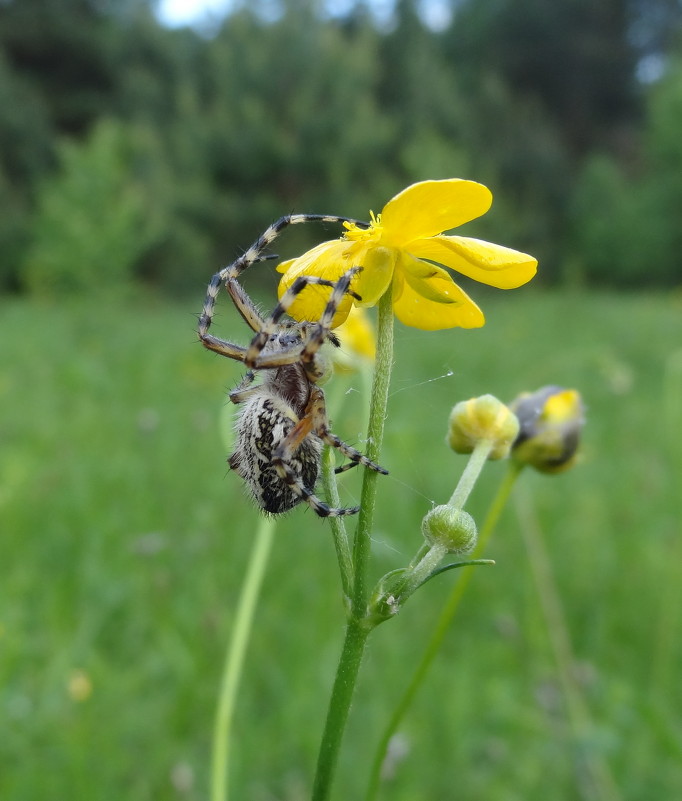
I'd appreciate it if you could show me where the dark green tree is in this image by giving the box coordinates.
[442,0,640,155]
[571,57,682,285]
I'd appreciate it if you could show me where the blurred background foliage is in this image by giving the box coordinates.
[1,0,682,295]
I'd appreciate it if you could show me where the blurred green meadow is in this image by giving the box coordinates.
[1,288,681,800]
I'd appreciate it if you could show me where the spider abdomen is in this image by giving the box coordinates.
[229,392,322,514]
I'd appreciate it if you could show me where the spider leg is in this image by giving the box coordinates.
[198,268,265,352]
[299,267,362,368]
[201,333,249,362]
[244,268,362,368]
[226,278,267,333]
[245,277,344,365]
[229,370,258,404]
[227,214,367,281]
[199,214,365,348]
[271,413,359,518]
[308,386,389,475]
[205,264,360,369]
[334,461,360,475]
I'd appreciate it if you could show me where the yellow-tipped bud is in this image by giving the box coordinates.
[421,505,478,555]
[510,386,585,473]
[446,394,520,460]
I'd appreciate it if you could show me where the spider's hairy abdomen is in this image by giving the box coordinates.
[229,390,322,514]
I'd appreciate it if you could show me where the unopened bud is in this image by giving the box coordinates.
[421,505,478,555]
[447,395,520,460]
[511,386,585,473]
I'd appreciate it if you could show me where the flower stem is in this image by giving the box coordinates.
[311,617,371,801]
[448,438,494,509]
[352,287,394,613]
[311,287,394,801]
[211,515,276,801]
[391,544,448,602]
[321,444,353,603]
[364,461,523,801]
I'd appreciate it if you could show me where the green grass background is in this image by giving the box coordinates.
[1,288,681,800]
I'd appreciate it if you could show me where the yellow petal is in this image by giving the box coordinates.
[392,269,485,331]
[408,236,537,289]
[354,246,396,307]
[380,179,492,246]
[276,257,293,274]
[277,239,357,326]
[276,239,351,278]
[400,253,460,304]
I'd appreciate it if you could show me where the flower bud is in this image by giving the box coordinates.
[510,386,585,473]
[421,505,478,555]
[446,395,520,460]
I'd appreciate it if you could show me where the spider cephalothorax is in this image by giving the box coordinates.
[198,214,388,517]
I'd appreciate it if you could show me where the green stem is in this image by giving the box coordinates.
[364,461,523,801]
[321,445,353,603]
[391,544,448,602]
[312,287,394,801]
[408,541,430,569]
[211,515,276,801]
[311,618,371,800]
[448,438,494,509]
[351,287,394,613]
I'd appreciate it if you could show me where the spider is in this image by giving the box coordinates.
[197,214,388,518]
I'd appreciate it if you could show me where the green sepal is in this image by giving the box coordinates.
[420,559,495,589]
[367,568,410,626]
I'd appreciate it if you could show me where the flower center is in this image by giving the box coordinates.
[343,211,383,243]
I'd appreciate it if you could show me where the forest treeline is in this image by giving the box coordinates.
[1,0,682,295]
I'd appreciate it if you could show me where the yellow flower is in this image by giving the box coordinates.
[277,179,537,330]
